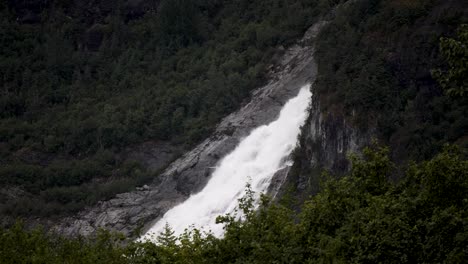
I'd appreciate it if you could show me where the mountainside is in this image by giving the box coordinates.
[0,0,467,260]
[0,0,327,223]
[53,21,325,237]
[283,0,468,204]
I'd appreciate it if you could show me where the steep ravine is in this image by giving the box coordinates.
[54,20,369,238]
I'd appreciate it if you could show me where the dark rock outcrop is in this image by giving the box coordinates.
[277,98,373,203]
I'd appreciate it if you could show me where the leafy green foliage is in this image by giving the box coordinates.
[0,147,468,263]
[0,222,128,263]
[432,24,468,97]
[1,147,466,263]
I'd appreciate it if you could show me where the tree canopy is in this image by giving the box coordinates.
[1,146,466,263]
[433,24,468,97]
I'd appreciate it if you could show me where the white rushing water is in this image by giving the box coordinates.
[142,85,312,241]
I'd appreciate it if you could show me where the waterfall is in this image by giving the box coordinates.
[142,84,312,240]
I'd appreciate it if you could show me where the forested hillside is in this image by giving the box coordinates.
[313,0,468,162]
[284,0,468,206]
[0,0,331,218]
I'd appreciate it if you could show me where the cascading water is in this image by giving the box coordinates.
[142,85,312,240]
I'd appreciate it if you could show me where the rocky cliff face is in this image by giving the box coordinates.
[278,99,373,203]
[53,21,328,238]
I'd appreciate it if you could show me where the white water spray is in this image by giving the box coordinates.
[142,85,312,240]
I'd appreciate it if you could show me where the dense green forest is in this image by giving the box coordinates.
[313,0,468,161]
[0,0,333,218]
[1,146,467,263]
